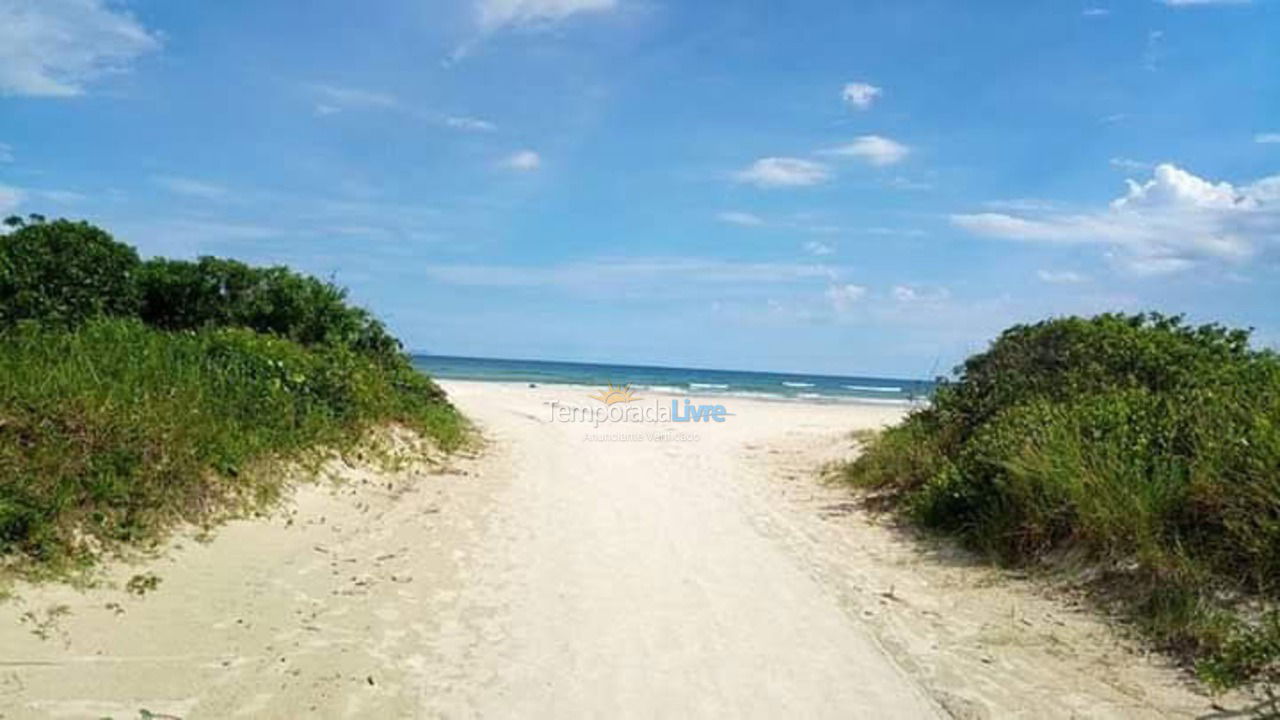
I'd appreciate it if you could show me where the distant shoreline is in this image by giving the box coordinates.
[432,378,925,407]
[412,354,934,405]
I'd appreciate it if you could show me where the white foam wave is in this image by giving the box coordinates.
[636,385,688,394]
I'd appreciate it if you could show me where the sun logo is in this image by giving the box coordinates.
[589,383,640,405]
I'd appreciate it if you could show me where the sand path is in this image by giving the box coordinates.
[0,381,1241,718]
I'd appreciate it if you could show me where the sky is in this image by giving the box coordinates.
[0,0,1277,377]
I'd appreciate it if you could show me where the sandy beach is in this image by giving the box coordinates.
[0,380,1238,718]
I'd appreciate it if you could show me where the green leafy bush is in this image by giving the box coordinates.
[0,217,463,576]
[844,313,1280,690]
[0,217,141,327]
[139,257,403,363]
[0,319,462,569]
[0,216,402,363]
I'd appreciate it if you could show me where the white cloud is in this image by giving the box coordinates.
[426,258,840,291]
[804,240,835,256]
[891,284,950,303]
[952,163,1280,274]
[1257,133,1280,144]
[733,157,831,188]
[1037,269,1088,284]
[450,0,618,63]
[1144,30,1164,71]
[825,283,867,312]
[825,135,909,166]
[0,184,22,215]
[1113,163,1247,210]
[33,188,85,203]
[310,84,397,114]
[716,211,765,227]
[864,226,927,237]
[841,82,881,110]
[1109,157,1150,171]
[1083,7,1111,16]
[0,0,160,97]
[446,115,497,132]
[153,175,228,200]
[1121,256,1197,275]
[888,176,932,191]
[478,0,616,30]
[983,198,1061,212]
[502,150,541,171]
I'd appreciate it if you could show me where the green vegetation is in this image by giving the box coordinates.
[0,215,463,576]
[844,313,1280,691]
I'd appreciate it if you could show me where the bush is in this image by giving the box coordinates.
[0,216,403,363]
[0,216,141,327]
[139,257,403,363]
[0,216,462,576]
[0,319,462,568]
[843,313,1280,690]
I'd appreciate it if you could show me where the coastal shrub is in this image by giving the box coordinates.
[0,319,462,569]
[0,216,402,362]
[0,216,462,576]
[139,257,403,363]
[843,313,1280,690]
[0,216,141,327]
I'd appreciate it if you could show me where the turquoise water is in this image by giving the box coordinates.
[412,355,934,404]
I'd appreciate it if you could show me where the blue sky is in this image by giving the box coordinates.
[0,0,1277,376]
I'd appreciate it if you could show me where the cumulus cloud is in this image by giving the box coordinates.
[841,82,881,110]
[733,157,831,188]
[0,0,160,97]
[716,211,764,227]
[478,0,616,30]
[502,150,541,171]
[1257,133,1280,144]
[825,135,909,166]
[825,283,867,312]
[952,163,1280,274]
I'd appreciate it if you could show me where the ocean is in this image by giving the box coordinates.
[411,355,934,404]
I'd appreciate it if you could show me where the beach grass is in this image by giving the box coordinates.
[843,313,1280,691]
[0,215,463,577]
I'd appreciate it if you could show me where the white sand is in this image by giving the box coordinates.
[0,380,1244,718]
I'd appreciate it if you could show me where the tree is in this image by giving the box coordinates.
[0,219,141,327]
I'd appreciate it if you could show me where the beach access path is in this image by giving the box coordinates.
[0,380,1236,718]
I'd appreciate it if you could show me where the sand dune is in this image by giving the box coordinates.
[0,381,1239,718]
